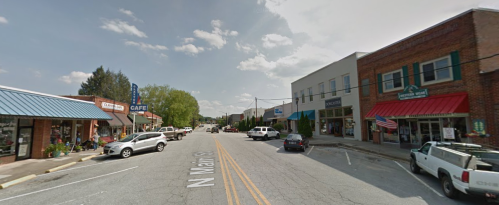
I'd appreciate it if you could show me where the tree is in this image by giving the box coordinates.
[78,66,131,104]
[298,111,305,134]
[259,115,263,126]
[251,116,256,129]
[239,120,245,131]
[302,115,313,138]
[272,123,284,132]
[246,116,250,131]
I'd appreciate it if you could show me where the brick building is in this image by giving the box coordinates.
[358,8,499,148]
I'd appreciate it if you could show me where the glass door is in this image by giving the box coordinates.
[431,122,441,142]
[418,121,442,145]
[16,127,33,160]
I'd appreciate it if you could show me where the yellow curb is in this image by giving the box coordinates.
[100,152,104,155]
[45,162,77,173]
[79,154,98,162]
[0,174,37,189]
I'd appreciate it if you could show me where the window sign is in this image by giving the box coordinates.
[274,107,283,116]
[443,128,455,139]
[398,85,429,100]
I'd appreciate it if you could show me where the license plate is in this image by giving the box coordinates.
[289,142,295,144]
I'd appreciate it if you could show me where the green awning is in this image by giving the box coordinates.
[0,85,111,120]
[127,114,151,125]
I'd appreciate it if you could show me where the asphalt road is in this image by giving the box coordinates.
[0,124,488,205]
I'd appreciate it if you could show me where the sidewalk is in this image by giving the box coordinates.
[309,135,411,162]
[0,148,103,186]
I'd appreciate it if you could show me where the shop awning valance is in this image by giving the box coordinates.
[104,112,123,127]
[114,113,133,127]
[287,110,315,120]
[365,92,469,118]
[0,85,111,120]
[127,114,151,125]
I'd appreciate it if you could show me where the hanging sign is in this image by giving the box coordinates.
[398,85,429,100]
[473,119,486,135]
[130,83,148,112]
[274,107,283,116]
[102,102,125,111]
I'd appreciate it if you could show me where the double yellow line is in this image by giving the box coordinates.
[214,136,271,205]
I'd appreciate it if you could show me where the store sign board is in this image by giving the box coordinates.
[398,85,428,100]
[325,97,341,109]
[130,83,148,112]
[274,107,283,116]
[473,119,486,135]
[102,102,125,111]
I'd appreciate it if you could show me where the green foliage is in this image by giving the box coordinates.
[302,115,313,138]
[139,84,199,128]
[259,116,263,126]
[246,117,250,131]
[272,123,284,132]
[75,145,82,150]
[298,111,305,134]
[44,144,56,155]
[251,116,256,129]
[98,138,106,147]
[78,66,131,104]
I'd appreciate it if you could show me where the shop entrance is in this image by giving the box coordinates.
[16,119,34,161]
[419,121,441,144]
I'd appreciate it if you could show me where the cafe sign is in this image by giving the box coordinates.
[325,97,341,109]
[398,85,428,100]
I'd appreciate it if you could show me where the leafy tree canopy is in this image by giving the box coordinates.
[78,66,131,104]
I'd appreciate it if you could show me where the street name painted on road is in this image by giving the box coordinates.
[187,151,215,188]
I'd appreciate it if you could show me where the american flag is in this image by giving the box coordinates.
[375,114,397,130]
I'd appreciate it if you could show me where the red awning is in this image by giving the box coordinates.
[365,92,469,118]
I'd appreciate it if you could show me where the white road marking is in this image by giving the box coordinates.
[0,167,138,203]
[53,191,106,205]
[394,161,444,197]
[345,151,351,165]
[306,146,315,156]
[276,146,282,151]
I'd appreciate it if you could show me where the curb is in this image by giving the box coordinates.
[79,154,98,162]
[0,174,36,189]
[45,162,77,173]
[311,142,409,162]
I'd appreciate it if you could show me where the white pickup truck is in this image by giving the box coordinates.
[410,142,499,202]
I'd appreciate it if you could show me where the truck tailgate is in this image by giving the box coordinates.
[469,170,499,193]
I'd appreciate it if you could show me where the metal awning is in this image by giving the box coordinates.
[114,113,133,127]
[263,110,274,122]
[128,114,151,125]
[287,110,315,120]
[0,85,111,120]
[365,92,469,119]
[104,112,123,127]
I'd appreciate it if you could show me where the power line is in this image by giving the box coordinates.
[245,100,254,110]
[259,53,499,100]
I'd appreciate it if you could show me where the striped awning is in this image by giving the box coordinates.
[0,85,112,120]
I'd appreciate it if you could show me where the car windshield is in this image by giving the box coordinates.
[119,134,140,142]
[253,128,261,131]
[286,134,302,140]
[154,128,161,132]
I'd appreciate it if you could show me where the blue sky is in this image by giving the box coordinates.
[0,0,498,117]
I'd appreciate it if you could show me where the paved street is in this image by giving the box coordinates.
[0,125,486,205]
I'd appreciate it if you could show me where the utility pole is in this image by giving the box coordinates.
[226,112,228,127]
[255,97,257,126]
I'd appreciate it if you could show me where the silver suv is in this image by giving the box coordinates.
[104,132,167,158]
[248,127,280,141]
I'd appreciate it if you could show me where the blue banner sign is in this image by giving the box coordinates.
[130,105,148,112]
[130,83,148,112]
[131,83,138,105]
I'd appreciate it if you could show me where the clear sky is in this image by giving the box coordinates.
[0,0,498,118]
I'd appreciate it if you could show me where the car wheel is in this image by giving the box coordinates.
[284,147,288,151]
[275,134,280,140]
[441,175,459,199]
[177,134,183,140]
[410,158,421,174]
[156,143,165,152]
[121,148,132,158]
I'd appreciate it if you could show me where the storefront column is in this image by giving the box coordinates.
[32,119,52,159]
[82,120,93,141]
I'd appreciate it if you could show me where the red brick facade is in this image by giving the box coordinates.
[358,9,499,147]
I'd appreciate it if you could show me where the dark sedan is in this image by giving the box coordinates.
[284,134,309,152]
[211,127,219,133]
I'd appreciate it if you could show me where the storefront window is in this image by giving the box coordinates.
[319,110,326,118]
[334,108,343,117]
[343,107,353,117]
[382,122,399,143]
[452,117,467,142]
[344,117,354,137]
[51,120,73,144]
[0,118,17,157]
[326,110,334,118]
[320,119,327,134]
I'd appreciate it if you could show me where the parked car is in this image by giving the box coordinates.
[184,127,193,133]
[225,127,238,133]
[155,127,186,140]
[249,127,280,141]
[211,127,219,133]
[206,128,211,132]
[247,128,255,138]
[103,132,167,158]
[410,142,499,201]
[283,134,309,152]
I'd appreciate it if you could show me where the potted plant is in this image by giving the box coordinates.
[54,143,65,158]
[75,145,82,152]
[44,144,56,158]
[98,138,106,147]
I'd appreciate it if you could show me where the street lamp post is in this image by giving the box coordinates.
[151,104,155,130]
[295,97,299,133]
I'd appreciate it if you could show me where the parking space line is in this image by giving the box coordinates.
[306,146,314,155]
[345,151,351,165]
[394,161,443,197]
